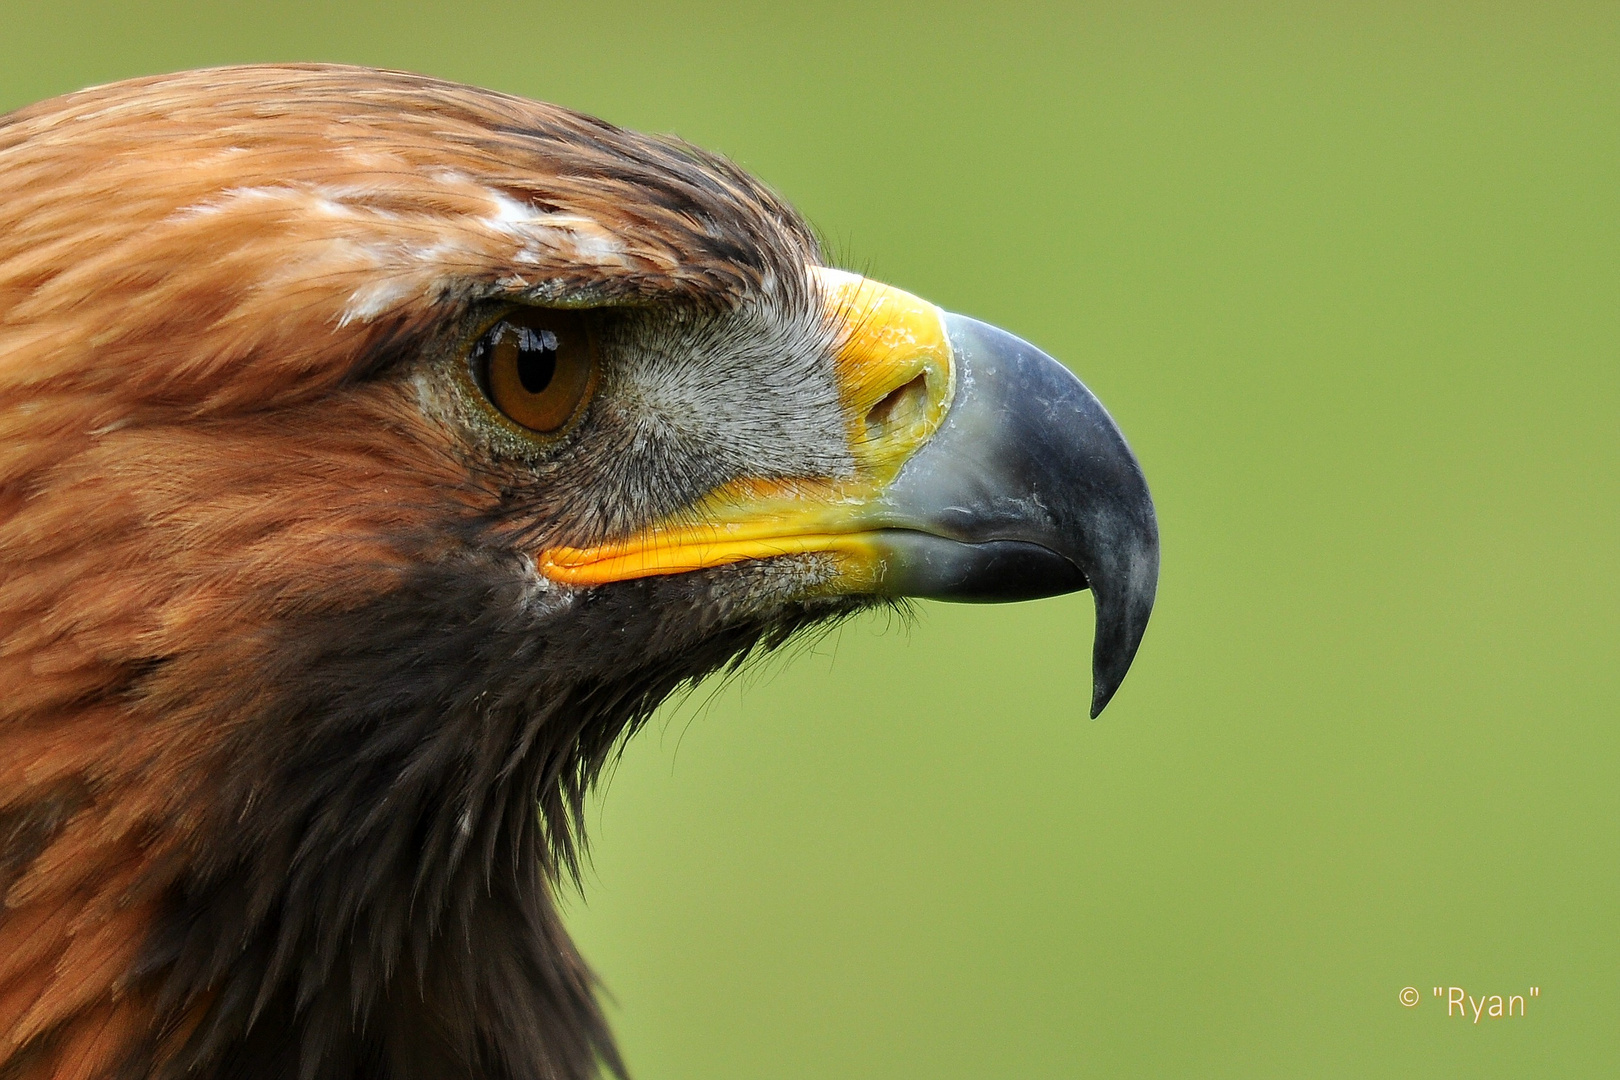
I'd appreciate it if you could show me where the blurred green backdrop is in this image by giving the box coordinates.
[5,2,1616,1076]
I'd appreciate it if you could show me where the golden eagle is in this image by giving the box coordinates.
[0,65,1156,1079]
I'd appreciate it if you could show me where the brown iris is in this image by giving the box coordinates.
[472,308,596,433]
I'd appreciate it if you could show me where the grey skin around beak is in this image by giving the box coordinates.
[870,314,1160,717]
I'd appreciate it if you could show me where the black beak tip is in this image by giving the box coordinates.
[1085,527,1159,719]
[1088,610,1152,718]
[1089,636,1137,719]
[1090,659,1129,719]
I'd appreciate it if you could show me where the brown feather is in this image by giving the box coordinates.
[0,64,827,1078]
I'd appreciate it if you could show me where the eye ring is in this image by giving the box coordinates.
[468,307,598,434]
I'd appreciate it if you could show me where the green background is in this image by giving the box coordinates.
[5,3,1615,1076]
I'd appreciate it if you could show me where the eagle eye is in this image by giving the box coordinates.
[471,308,596,434]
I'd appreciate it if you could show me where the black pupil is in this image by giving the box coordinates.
[514,326,558,394]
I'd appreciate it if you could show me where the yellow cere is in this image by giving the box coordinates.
[536,268,956,588]
[813,266,955,483]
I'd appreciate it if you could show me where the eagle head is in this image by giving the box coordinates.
[0,65,1156,1080]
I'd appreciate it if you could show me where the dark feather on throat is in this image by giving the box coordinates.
[132,557,869,1080]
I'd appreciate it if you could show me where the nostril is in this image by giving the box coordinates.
[864,373,929,439]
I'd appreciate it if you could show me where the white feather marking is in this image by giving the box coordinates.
[339,277,413,327]
[165,180,629,327]
[480,190,627,264]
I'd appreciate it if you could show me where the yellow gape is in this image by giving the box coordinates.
[537,268,956,591]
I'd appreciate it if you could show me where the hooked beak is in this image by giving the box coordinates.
[870,312,1159,716]
[539,269,1159,716]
